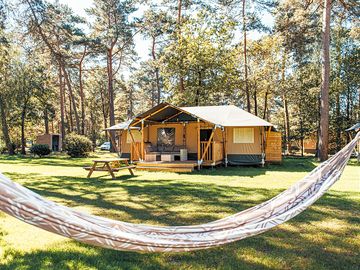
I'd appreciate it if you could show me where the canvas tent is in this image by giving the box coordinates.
[106,103,281,169]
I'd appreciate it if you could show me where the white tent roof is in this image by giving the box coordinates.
[181,105,273,127]
[105,120,139,131]
[108,104,273,130]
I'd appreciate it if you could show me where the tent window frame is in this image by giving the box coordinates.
[233,127,254,144]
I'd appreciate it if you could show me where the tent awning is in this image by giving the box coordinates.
[105,120,140,131]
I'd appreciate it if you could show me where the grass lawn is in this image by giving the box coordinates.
[0,153,359,270]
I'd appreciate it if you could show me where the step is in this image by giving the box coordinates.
[137,162,196,168]
[136,166,194,173]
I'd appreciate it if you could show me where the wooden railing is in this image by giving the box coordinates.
[200,141,224,162]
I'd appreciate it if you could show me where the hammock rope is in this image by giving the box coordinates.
[0,132,358,252]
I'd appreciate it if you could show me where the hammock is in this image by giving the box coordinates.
[0,132,358,253]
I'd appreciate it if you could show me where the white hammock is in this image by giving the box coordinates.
[0,132,358,253]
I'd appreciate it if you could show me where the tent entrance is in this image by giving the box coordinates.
[199,129,216,163]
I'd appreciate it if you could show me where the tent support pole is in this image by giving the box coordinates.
[141,120,145,161]
[222,128,228,167]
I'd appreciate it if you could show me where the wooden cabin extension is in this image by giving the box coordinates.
[106,103,282,172]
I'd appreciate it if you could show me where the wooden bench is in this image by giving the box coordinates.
[84,166,135,172]
[84,158,135,179]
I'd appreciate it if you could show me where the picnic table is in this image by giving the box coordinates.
[84,158,135,179]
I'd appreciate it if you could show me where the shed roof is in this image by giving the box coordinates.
[181,105,273,127]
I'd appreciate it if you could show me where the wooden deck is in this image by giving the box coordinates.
[136,161,198,173]
[135,160,224,172]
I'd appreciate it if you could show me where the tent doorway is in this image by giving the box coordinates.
[200,129,214,162]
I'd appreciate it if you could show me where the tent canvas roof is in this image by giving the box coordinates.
[107,103,273,130]
[105,120,139,131]
[181,105,273,127]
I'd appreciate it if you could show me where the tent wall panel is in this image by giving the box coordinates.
[225,127,262,155]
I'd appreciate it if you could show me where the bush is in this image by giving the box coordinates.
[30,144,52,157]
[0,142,17,154]
[64,134,92,158]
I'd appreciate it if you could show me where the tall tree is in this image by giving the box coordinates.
[24,0,85,135]
[318,0,331,161]
[0,0,15,155]
[88,0,136,151]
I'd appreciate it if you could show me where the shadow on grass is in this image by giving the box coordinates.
[0,153,116,168]
[0,157,359,269]
[1,189,359,270]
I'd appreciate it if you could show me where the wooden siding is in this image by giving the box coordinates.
[265,131,282,162]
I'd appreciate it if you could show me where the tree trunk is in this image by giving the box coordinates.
[61,63,81,133]
[21,107,26,155]
[0,95,14,155]
[335,92,341,151]
[107,48,116,152]
[196,70,202,106]
[242,0,251,113]
[281,53,291,155]
[44,108,49,134]
[79,46,87,135]
[300,117,304,157]
[59,66,66,142]
[254,87,258,116]
[263,88,269,120]
[100,87,108,140]
[152,36,161,105]
[68,92,74,133]
[318,0,331,161]
[177,0,185,100]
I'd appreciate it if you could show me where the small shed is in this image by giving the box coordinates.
[36,134,62,151]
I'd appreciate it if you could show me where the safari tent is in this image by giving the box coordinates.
[106,103,281,171]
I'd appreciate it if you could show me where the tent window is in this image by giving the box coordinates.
[233,128,254,143]
[157,128,175,146]
[126,130,142,143]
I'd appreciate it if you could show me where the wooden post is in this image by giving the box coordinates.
[197,119,201,169]
[118,131,122,156]
[264,126,272,166]
[223,128,228,167]
[141,120,145,161]
[183,123,186,147]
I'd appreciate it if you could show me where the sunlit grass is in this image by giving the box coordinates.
[0,153,359,269]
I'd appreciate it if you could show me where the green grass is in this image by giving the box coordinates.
[0,153,359,270]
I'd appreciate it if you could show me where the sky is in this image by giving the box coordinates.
[56,0,151,61]
[55,0,274,63]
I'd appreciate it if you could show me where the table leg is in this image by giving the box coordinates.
[125,160,134,176]
[105,162,116,179]
[87,162,97,178]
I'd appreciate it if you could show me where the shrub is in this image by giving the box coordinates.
[0,142,17,154]
[30,144,52,157]
[64,134,92,158]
